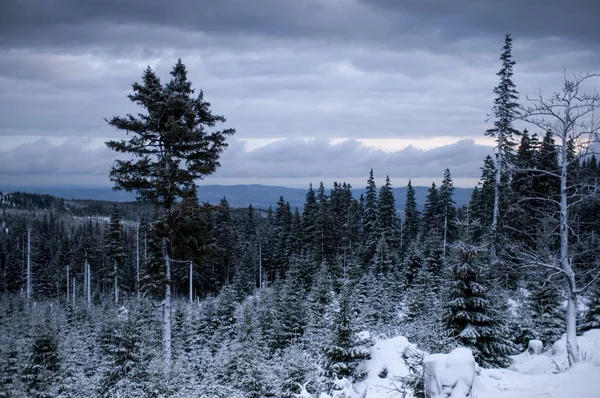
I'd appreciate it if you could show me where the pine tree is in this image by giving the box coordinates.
[214,196,235,285]
[403,242,422,288]
[325,284,371,381]
[305,264,335,354]
[278,260,306,347]
[288,207,304,258]
[438,169,457,257]
[407,238,443,322]
[225,297,270,398]
[23,312,60,398]
[105,59,235,373]
[257,285,283,354]
[273,196,293,279]
[402,180,420,255]
[533,131,560,199]
[210,284,238,352]
[315,183,334,264]
[445,243,517,368]
[581,282,600,333]
[376,176,400,257]
[98,304,153,397]
[508,130,540,249]
[471,156,496,242]
[302,183,319,255]
[486,33,521,258]
[420,182,439,242]
[363,169,378,264]
[526,280,565,348]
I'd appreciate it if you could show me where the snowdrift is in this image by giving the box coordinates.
[320,329,600,398]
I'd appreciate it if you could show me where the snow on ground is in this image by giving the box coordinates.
[335,329,600,398]
[473,329,600,398]
[357,335,413,397]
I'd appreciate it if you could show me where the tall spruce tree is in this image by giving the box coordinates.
[420,183,439,242]
[374,176,399,272]
[363,169,378,264]
[402,180,420,255]
[315,183,334,264]
[438,169,457,258]
[105,59,234,374]
[486,33,520,259]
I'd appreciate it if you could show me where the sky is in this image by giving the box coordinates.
[0,0,599,190]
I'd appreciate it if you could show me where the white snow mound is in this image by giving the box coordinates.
[357,335,413,398]
[473,329,600,398]
[320,329,600,398]
[423,347,476,398]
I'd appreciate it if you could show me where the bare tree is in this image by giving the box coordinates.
[26,228,31,306]
[512,72,600,365]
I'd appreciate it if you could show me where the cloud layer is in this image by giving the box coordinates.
[0,137,490,188]
[0,0,598,186]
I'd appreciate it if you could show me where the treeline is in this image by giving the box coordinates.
[0,168,454,301]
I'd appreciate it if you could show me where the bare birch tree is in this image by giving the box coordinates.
[511,72,600,365]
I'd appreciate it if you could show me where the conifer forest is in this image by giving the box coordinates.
[1,35,600,398]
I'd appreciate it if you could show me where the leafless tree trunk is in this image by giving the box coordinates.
[443,210,448,262]
[66,264,70,303]
[259,238,262,290]
[86,256,91,309]
[189,260,193,304]
[137,223,140,300]
[517,72,600,365]
[162,236,172,373]
[114,258,119,305]
[26,228,31,306]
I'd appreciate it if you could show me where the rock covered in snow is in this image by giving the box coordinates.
[423,347,476,398]
[527,340,543,355]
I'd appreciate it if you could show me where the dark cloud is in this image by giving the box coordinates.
[363,0,600,46]
[1,0,598,51]
[0,0,598,186]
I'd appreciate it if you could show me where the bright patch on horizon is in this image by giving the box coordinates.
[356,136,495,152]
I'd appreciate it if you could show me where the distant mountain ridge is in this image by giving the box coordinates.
[1,184,473,212]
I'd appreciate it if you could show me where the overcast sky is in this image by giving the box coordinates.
[1,0,599,189]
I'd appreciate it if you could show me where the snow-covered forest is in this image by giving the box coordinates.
[1,35,600,398]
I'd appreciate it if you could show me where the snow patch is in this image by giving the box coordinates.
[473,329,600,398]
[423,347,475,398]
[321,330,600,398]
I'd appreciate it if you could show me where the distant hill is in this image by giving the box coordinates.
[0,184,473,212]
[194,184,473,212]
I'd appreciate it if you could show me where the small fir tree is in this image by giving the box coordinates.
[445,243,517,368]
